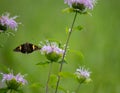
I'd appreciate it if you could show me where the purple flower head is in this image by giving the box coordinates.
[0,13,19,31]
[1,73,14,82]
[75,67,91,79]
[1,73,27,86]
[41,42,64,55]
[64,0,96,10]
[15,73,27,85]
[40,41,64,62]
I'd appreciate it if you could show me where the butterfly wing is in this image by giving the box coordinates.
[13,43,40,54]
[13,45,22,52]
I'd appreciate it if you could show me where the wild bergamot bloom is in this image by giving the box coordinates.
[40,41,64,62]
[0,13,19,31]
[1,73,27,90]
[75,67,91,83]
[64,0,96,11]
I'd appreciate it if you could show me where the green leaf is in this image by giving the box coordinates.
[49,74,58,86]
[5,32,15,37]
[62,8,74,13]
[58,59,67,64]
[52,85,67,93]
[84,78,92,83]
[65,27,69,34]
[36,61,50,65]
[74,25,83,31]
[57,86,67,93]
[82,11,92,16]
[62,7,89,14]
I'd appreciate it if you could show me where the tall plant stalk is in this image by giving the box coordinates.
[75,83,81,93]
[46,63,53,93]
[55,11,78,93]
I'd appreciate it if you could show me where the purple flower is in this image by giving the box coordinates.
[40,41,64,62]
[2,73,14,82]
[15,73,27,85]
[0,13,19,31]
[41,42,64,55]
[1,73,27,85]
[75,67,91,79]
[41,45,53,54]
[64,0,96,10]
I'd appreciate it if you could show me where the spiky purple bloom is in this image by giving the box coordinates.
[15,73,27,85]
[40,41,64,62]
[2,73,14,82]
[75,67,91,79]
[41,42,64,55]
[0,13,18,31]
[1,73,27,85]
[64,0,96,9]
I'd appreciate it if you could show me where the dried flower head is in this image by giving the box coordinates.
[0,13,19,31]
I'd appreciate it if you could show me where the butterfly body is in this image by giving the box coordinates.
[14,42,40,54]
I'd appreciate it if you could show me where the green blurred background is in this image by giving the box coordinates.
[0,0,120,93]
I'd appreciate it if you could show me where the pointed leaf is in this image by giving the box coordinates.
[84,78,92,83]
[58,59,67,64]
[49,74,58,86]
[5,32,15,37]
[36,61,50,65]
[65,27,69,34]
[74,25,83,31]
[62,8,74,13]
[52,85,66,93]
[57,86,67,93]
[82,11,92,16]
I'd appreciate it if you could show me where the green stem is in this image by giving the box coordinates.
[55,11,78,93]
[75,83,81,93]
[46,63,53,93]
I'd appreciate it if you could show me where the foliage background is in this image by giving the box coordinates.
[0,0,120,93]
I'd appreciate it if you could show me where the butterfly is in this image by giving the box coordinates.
[13,42,41,54]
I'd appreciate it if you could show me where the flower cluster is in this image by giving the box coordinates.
[0,13,19,31]
[1,73,27,90]
[75,67,91,83]
[64,0,96,11]
[40,41,64,62]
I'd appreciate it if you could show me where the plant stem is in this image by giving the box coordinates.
[75,83,81,93]
[46,63,53,93]
[55,11,78,93]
